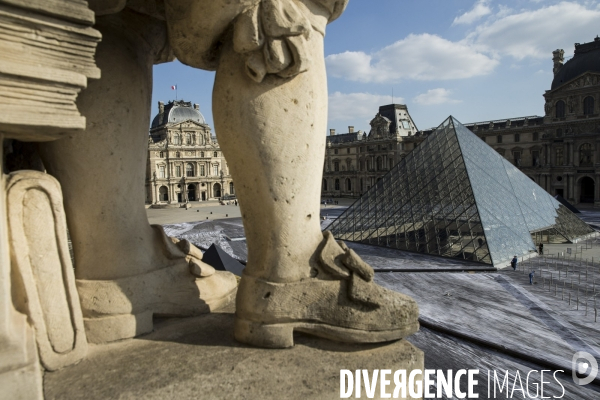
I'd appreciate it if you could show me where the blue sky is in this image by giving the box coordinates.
[152,0,600,134]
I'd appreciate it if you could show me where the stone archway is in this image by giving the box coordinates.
[159,186,169,202]
[579,176,595,203]
[187,184,196,201]
[213,182,222,198]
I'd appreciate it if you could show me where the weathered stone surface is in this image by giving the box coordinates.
[44,310,424,400]
[0,0,101,140]
[6,170,88,371]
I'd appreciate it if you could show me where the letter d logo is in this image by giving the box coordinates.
[572,351,598,386]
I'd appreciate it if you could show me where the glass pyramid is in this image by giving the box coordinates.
[328,117,594,267]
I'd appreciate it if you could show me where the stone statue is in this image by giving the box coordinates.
[544,100,552,115]
[4,2,419,378]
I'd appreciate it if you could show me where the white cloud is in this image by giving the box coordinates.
[469,2,600,60]
[328,92,396,122]
[326,33,498,83]
[413,88,462,105]
[453,0,492,25]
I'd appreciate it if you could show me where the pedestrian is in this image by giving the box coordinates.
[529,270,535,285]
[511,255,518,271]
[538,243,543,255]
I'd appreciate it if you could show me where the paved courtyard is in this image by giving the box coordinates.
[46,201,600,399]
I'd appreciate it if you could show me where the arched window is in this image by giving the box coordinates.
[334,179,340,190]
[334,161,339,172]
[213,151,218,157]
[159,151,164,158]
[580,143,593,166]
[173,133,181,145]
[200,151,205,158]
[176,151,180,158]
[229,182,234,194]
[186,163,194,177]
[159,186,169,202]
[322,179,327,191]
[555,100,565,118]
[185,133,192,144]
[584,96,595,115]
[496,135,502,144]
[346,178,352,191]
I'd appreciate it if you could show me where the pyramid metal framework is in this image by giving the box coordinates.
[328,117,594,267]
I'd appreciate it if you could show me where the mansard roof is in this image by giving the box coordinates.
[552,37,600,90]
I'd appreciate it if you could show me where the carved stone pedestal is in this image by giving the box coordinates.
[44,310,425,400]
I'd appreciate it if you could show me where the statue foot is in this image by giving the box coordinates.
[76,226,238,343]
[234,231,419,348]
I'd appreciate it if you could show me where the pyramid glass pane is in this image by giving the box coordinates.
[328,116,594,267]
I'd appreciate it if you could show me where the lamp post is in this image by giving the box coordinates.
[220,169,224,200]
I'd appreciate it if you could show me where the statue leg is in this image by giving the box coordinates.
[38,10,237,344]
[213,33,419,348]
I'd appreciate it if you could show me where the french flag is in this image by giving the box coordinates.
[171,85,177,90]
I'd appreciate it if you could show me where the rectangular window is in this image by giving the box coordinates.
[200,164,205,176]
[513,151,521,166]
[514,133,520,142]
[556,147,564,166]
[175,166,181,177]
[533,132,539,141]
[532,150,540,166]
[159,165,165,178]
[213,165,219,176]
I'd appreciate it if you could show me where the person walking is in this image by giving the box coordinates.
[529,270,535,285]
[538,243,543,255]
[511,255,518,271]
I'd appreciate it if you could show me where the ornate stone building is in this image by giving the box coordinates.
[146,100,234,204]
[416,37,600,207]
[322,104,425,197]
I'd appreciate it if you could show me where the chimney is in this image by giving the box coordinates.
[552,49,564,76]
[348,126,354,133]
[194,103,200,110]
[330,129,336,136]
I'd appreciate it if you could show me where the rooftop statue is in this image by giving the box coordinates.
[3,1,420,369]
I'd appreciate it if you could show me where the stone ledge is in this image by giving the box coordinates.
[43,311,423,400]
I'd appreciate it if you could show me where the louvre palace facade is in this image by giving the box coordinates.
[322,104,426,197]
[325,37,600,206]
[146,100,233,204]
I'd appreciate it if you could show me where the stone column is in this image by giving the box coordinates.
[570,141,575,166]
[595,174,600,207]
[568,174,575,202]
